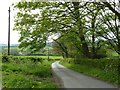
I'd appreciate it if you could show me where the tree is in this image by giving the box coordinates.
[14,2,90,57]
[98,0,120,20]
[13,1,119,58]
[96,7,120,55]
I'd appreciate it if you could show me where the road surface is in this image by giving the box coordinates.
[51,61,118,89]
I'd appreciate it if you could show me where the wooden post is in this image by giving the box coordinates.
[8,7,10,55]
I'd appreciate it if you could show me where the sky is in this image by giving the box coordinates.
[0,0,21,44]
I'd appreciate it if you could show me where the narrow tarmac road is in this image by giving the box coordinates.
[51,61,118,89]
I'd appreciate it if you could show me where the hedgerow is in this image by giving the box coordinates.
[64,58,119,73]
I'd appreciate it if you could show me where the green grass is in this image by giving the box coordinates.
[60,61,119,86]
[2,56,59,88]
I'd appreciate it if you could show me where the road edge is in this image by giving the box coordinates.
[51,62,65,88]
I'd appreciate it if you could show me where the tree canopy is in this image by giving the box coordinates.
[13,1,120,58]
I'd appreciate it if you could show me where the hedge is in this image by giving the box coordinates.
[64,58,119,73]
[2,55,44,63]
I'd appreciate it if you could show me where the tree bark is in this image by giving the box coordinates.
[91,18,95,58]
[72,2,90,58]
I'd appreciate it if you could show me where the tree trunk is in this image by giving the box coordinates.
[116,27,120,55]
[79,33,90,57]
[115,12,120,55]
[73,2,90,58]
[53,39,69,58]
[91,18,95,58]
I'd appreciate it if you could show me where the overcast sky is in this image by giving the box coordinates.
[0,0,21,44]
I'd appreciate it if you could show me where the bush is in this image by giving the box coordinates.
[64,58,119,73]
[2,54,12,62]
[13,56,43,63]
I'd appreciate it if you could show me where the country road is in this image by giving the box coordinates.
[51,61,118,89]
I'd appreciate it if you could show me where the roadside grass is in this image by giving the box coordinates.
[2,56,59,88]
[60,60,119,86]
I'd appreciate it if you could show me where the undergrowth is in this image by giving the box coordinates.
[2,55,58,88]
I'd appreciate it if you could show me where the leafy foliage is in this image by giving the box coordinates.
[13,1,120,58]
[63,58,119,72]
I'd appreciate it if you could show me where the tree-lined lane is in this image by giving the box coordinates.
[51,61,117,88]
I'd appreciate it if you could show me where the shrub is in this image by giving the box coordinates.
[13,56,43,63]
[64,58,119,73]
[2,54,12,62]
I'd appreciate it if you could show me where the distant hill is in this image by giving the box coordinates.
[0,44,7,46]
[10,44,19,46]
[0,44,18,46]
